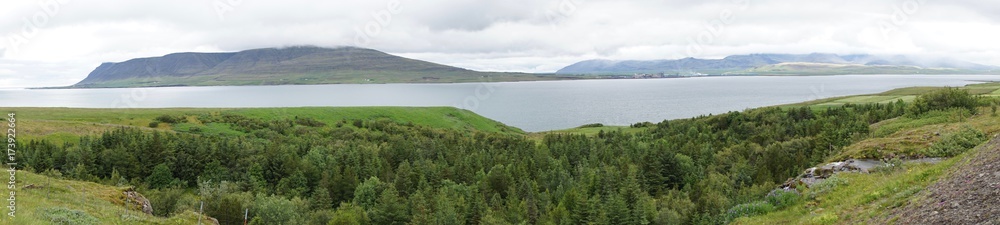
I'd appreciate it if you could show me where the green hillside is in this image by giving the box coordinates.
[1,171,203,225]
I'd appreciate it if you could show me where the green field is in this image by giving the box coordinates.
[784,82,1000,109]
[2,107,522,144]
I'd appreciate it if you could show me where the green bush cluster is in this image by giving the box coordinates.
[155,114,185,124]
[41,207,99,225]
[906,88,981,116]
[765,189,802,209]
[926,126,987,157]
[723,201,776,223]
[577,123,604,128]
[807,175,848,200]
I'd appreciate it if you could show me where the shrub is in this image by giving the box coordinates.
[42,207,99,225]
[723,201,775,222]
[294,117,327,127]
[145,187,186,217]
[577,123,604,128]
[807,175,848,200]
[926,126,986,157]
[870,157,904,174]
[155,114,184,124]
[148,121,160,128]
[906,88,980,116]
[765,189,801,209]
[631,122,654,128]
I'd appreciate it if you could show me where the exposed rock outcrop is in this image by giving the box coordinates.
[122,188,154,215]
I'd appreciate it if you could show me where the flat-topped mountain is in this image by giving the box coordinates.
[72,46,557,88]
[557,53,997,75]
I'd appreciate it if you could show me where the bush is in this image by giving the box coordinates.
[870,157,904,174]
[148,121,160,128]
[251,194,308,225]
[906,88,980,116]
[155,114,184,124]
[765,189,801,209]
[294,117,327,127]
[723,201,775,223]
[926,126,986,157]
[631,122,654,128]
[807,175,848,200]
[577,123,604,128]
[42,207,99,225]
[145,187,186,217]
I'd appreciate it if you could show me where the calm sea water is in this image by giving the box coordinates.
[4,75,1000,131]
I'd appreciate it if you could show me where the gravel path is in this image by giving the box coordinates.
[876,137,1000,225]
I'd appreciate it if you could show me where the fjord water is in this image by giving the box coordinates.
[6,75,1000,132]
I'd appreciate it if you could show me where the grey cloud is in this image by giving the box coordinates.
[0,0,998,87]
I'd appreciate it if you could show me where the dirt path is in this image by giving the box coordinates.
[875,137,1000,224]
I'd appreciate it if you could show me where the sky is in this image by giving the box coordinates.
[1,0,999,88]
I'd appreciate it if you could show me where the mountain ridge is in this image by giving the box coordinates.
[557,53,997,75]
[72,46,556,88]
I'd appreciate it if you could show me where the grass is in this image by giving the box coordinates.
[0,107,523,145]
[834,106,1000,161]
[2,171,202,224]
[526,125,649,141]
[733,83,1000,224]
[783,82,1000,109]
[732,146,969,224]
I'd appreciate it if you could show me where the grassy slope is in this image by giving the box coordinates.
[3,171,203,225]
[734,82,1000,224]
[732,147,968,224]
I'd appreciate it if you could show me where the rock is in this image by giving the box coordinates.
[206,217,220,225]
[122,188,154,215]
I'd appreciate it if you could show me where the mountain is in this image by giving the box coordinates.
[556,53,997,75]
[72,46,561,88]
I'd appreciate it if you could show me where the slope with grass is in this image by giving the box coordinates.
[2,170,203,225]
[731,84,1000,224]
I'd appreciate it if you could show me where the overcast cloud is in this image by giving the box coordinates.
[1,0,998,87]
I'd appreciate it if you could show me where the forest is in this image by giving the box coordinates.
[6,88,990,225]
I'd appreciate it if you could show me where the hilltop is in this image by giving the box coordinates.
[69,46,566,88]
